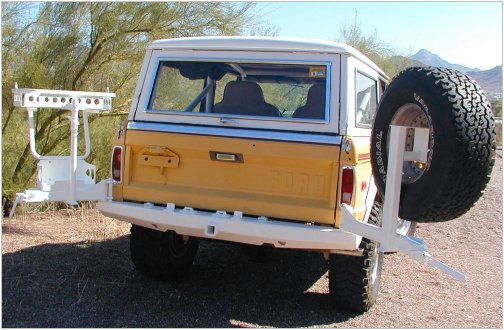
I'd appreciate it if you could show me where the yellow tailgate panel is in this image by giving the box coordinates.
[121,130,341,225]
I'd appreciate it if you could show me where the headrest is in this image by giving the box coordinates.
[306,83,326,108]
[178,62,225,80]
[221,81,265,105]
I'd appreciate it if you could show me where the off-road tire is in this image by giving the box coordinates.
[371,66,496,222]
[328,200,383,312]
[130,225,199,280]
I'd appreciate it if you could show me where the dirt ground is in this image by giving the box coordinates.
[2,157,502,328]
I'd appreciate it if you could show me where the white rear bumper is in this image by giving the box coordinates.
[98,201,361,251]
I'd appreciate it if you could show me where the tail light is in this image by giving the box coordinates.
[340,167,354,205]
[111,146,123,182]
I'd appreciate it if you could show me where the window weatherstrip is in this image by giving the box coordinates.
[143,57,332,123]
[127,121,342,145]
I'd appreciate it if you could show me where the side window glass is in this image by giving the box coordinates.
[355,72,378,128]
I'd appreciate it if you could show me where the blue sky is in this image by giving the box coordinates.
[253,2,503,70]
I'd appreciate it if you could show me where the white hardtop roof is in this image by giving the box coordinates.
[149,36,387,78]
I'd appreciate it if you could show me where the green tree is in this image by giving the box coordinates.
[490,99,502,118]
[2,2,261,204]
[337,22,414,78]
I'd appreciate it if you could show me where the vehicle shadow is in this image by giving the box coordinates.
[2,236,358,327]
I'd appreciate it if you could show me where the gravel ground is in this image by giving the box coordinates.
[2,157,502,328]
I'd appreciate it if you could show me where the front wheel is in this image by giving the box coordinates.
[130,225,199,280]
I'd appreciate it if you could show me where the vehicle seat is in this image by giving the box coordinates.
[292,84,326,120]
[213,81,280,117]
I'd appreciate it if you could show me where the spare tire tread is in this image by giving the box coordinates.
[427,68,496,221]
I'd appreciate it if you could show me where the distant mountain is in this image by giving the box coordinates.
[409,49,502,100]
[410,49,480,74]
[466,66,503,100]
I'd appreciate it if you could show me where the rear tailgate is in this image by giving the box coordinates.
[119,129,341,225]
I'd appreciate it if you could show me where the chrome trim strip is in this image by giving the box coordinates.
[127,122,342,145]
[143,108,328,123]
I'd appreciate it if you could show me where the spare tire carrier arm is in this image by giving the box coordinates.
[341,125,466,282]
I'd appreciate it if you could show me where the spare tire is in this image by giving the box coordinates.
[371,66,496,222]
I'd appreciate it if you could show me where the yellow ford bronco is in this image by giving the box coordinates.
[12,37,496,312]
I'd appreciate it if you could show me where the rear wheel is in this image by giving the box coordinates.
[328,200,383,312]
[130,225,199,280]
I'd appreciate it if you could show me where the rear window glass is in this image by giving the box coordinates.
[147,61,329,121]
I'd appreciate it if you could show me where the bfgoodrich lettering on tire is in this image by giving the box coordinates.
[371,66,496,223]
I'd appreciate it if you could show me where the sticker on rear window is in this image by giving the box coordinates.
[309,66,326,78]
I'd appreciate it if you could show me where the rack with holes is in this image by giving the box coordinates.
[10,87,116,215]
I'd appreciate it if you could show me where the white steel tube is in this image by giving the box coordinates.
[82,111,91,159]
[381,125,407,250]
[27,109,42,159]
[28,108,90,161]
[68,101,79,205]
[106,179,113,202]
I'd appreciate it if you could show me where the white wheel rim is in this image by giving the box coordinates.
[389,103,432,183]
[396,218,413,236]
[370,243,382,300]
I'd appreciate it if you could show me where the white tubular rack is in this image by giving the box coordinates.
[10,87,116,216]
[341,125,465,281]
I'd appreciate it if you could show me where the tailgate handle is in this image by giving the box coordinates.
[209,151,243,163]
